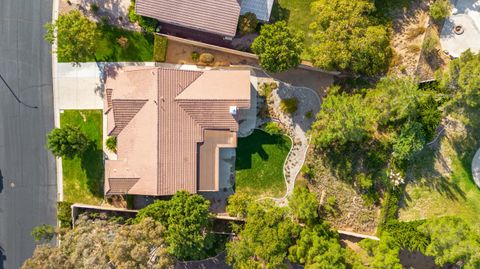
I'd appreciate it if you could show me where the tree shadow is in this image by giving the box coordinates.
[269,0,290,23]
[80,141,104,198]
[0,169,3,194]
[235,130,288,170]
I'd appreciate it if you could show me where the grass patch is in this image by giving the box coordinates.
[153,35,168,62]
[235,129,291,198]
[271,0,316,60]
[59,25,154,62]
[61,110,104,205]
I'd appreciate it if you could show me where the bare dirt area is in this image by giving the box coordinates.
[389,0,431,76]
[306,155,380,235]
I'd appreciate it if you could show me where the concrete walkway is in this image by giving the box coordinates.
[472,147,480,188]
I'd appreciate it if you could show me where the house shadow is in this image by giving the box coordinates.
[270,0,290,23]
[235,130,288,170]
[80,142,105,198]
[0,246,5,269]
[0,169,3,194]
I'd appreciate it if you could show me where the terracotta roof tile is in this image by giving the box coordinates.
[109,99,148,136]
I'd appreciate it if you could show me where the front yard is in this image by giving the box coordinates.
[235,129,291,198]
[61,110,104,205]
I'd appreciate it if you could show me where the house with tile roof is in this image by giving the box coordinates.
[103,67,251,196]
[135,0,275,39]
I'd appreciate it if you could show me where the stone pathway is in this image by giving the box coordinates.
[254,74,322,205]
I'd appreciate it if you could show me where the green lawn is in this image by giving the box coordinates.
[271,0,316,60]
[399,109,480,232]
[235,129,291,198]
[58,25,154,62]
[60,110,104,205]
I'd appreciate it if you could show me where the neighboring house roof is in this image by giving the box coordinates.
[135,0,241,37]
[240,0,275,22]
[104,67,251,196]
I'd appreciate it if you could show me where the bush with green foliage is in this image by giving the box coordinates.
[57,201,74,228]
[238,12,258,34]
[251,21,303,73]
[280,97,299,115]
[360,234,402,269]
[128,0,158,32]
[263,121,283,135]
[136,191,213,260]
[153,35,168,62]
[382,220,430,253]
[309,0,391,75]
[199,53,215,64]
[47,125,89,159]
[430,0,451,21]
[191,51,200,61]
[31,224,56,242]
[90,3,99,13]
[289,186,319,225]
[226,192,253,218]
[106,136,117,152]
[44,10,100,62]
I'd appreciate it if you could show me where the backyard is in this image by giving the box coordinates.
[235,129,291,198]
[61,110,104,205]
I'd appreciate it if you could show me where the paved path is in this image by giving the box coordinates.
[0,0,57,267]
[472,147,480,188]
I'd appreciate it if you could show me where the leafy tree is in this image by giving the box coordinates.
[288,225,346,268]
[47,125,89,159]
[391,121,426,165]
[136,191,212,260]
[418,216,480,268]
[23,217,173,269]
[31,224,56,242]
[360,234,402,269]
[44,10,100,62]
[382,220,430,253]
[430,0,451,21]
[436,49,480,110]
[251,21,304,73]
[226,192,253,218]
[238,12,258,34]
[289,186,319,225]
[226,201,300,268]
[309,0,390,75]
[311,90,375,149]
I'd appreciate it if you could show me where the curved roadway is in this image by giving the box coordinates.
[0,0,57,268]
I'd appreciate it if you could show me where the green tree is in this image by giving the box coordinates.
[31,224,56,242]
[251,21,304,73]
[436,49,480,110]
[226,192,253,218]
[44,10,100,62]
[309,0,390,75]
[360,234,402,269]
[419,217,480,268]
[289,186,319,225]
[106,136,117,152]
[136,191,212,260]
[391,121,426,165]
[47,125,89,159]
[430,0,451,21]
[226,201,300,268]
[238,12,258,34]
[311,90,375,149]
[288,225,346,269]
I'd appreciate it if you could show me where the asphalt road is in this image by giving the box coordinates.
[0,0,57,268]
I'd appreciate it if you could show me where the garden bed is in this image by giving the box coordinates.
[235,129,291,198]
[61,110,104,205]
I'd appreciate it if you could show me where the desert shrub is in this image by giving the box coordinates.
[300,164,314,179]
[323,195,337,216]
[191,51,200,61]
[153,35,168,62]
[422,31,439,57]
[90,3,99,13]
[263,122,283,135]
[106,136,117,152]
[116,36,129,48]
[238,12,259,34]
[407,44,421,53]
[58,201,74,228]
[199,53,215,64]
[430,0,451,21]
[406,26,426,40]
[280,98,298,115]
[259,83,274,98]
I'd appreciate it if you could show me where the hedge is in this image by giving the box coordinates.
[153,35,168,62]
[57,201,74,228]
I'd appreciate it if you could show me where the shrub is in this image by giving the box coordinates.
[226,192,253,218]
[357,173,373,190]
[259,83,274,98]
[305,110,313,119]
[31,224,56,242]
[199,53,215,64]
[128,0,157,32]
[238,12,258,34]
[406,26,426,40]
[422,31,439,57]
[263,122,283,135]
[324,195,337,215]
[280,97,298,115]
[116,36,129,48]
[153,35,168,62]
[407,44,421,53]
[106,136,117,152]
[57,201,74,228]
[191,51,200,61]
[90,3,99,14]
[430,0,451,21]
[300,164,314,179]
[47,125,89,159]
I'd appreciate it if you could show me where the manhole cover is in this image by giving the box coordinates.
[454,25,464,35]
